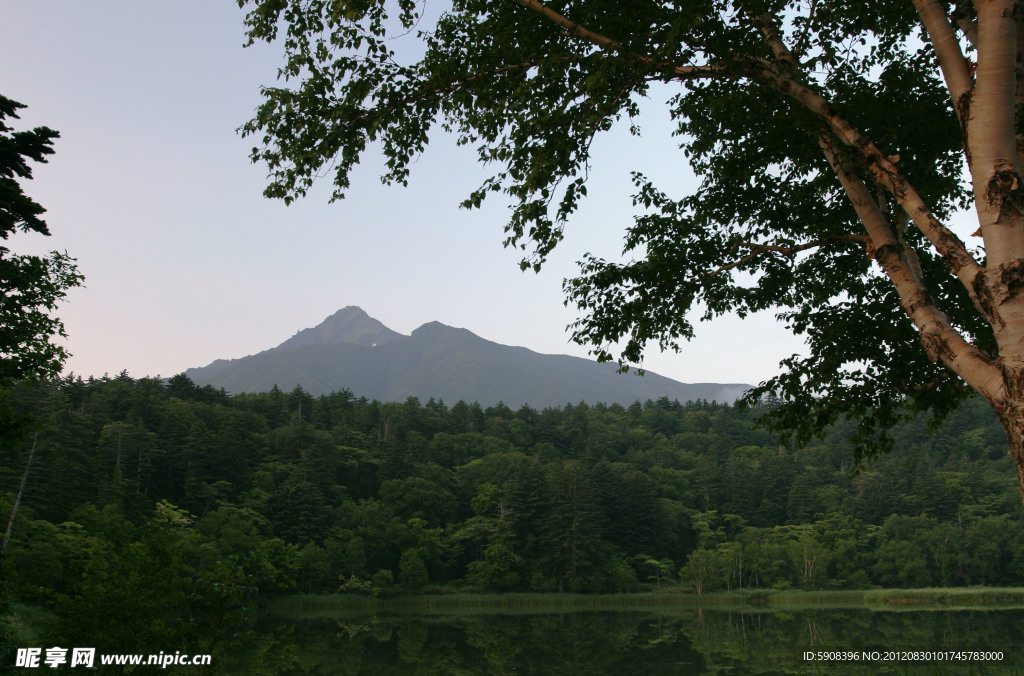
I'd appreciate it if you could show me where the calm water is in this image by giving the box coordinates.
[225,607,1024,675]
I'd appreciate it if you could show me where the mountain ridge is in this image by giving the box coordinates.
[186,307,750,407]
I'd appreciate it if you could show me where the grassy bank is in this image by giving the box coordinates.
[264,587,1024,617]
[863,587,1024,610]
[267,591,703,617]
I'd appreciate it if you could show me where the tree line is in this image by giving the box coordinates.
[2,373,1023,653]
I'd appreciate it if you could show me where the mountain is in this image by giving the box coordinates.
[186,307,750,407]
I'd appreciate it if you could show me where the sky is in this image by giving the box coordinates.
[1,1,806,388]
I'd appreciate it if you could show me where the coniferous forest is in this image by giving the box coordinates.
[2,373,1023,657]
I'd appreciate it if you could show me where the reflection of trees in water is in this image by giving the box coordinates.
[226,608,1024,675]
[805,616,822,645]
[677,608,1024,675]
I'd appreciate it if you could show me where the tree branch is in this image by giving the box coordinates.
[344,52,722,133]
[753,63,983,287]
[791,0,819,57]
[952,1,979,46]
[913,0,974,124]
[746,10,800,71]
[344,59,551,130]
[820,135,1005,401]
[513,0,620,51]
[698,235,867,282]
[512,0,726,80]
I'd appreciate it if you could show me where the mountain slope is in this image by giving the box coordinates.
[186,308,749,407]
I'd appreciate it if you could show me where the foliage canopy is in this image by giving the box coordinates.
[238,0,1024,488]
[0,95,81,390]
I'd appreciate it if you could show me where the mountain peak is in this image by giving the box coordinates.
[333,305,369,319]
[413,320,462,332]
[277,306,406,350]
[411,321,481,341]
[188,309,751,406]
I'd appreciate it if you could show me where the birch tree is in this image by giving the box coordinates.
[238,0,1024,499]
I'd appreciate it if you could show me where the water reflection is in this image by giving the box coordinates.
[226,607,1023,675]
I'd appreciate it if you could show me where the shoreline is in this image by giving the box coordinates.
[264,586,1024,617]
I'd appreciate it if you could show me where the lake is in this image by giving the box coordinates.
[223,603,1023,674]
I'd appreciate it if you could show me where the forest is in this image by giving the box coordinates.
[2,373,1023,656]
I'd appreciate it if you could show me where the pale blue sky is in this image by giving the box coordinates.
[1,1,804,388]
